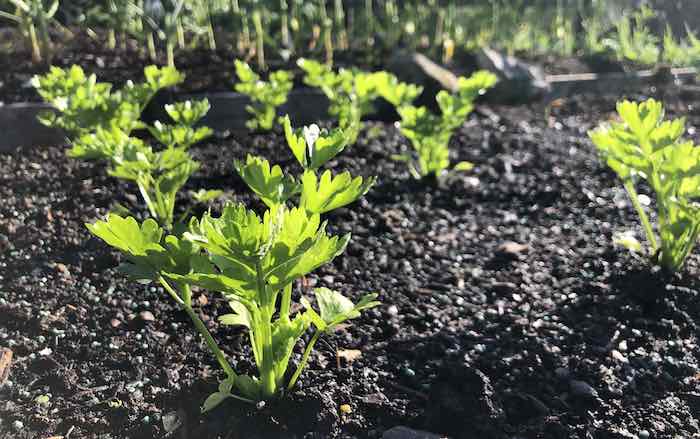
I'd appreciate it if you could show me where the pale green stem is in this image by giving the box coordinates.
[146,32,157,62]
[28,21,41,63]
[252,9,265,70]
[280,283,292,321]
[623,179,658,255]
[255,261,276,398]
[36,9,52,64]
[108,28,117,49]
[176,18,185,49]
[280,0,290,47]
[158,276,238,380]
[136,180,158,222]
[206,0,217,50]
[287,331,320,391]
[167,41,175,68]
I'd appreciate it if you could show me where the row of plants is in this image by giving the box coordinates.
[4,1,700,69]
[30,53,700,414]
[220,57,497,178]
[30,60,498,408]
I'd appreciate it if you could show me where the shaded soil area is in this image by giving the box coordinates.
[1,91,700,438]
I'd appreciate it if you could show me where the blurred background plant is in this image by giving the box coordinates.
[4,0,700,69]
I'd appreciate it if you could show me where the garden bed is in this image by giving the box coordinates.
[1,90,700,439]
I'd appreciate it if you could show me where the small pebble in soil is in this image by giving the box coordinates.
[638,430,650,439]
[12,420,23,431]
[401,367,416,378]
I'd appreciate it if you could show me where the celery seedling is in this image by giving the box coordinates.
[234,60,293,131]
[394,70,497,179]
[109,146,199,229]
[168,203,379,404]
[299,59,422,144]
[68,126,146,162]
[33,65,184,137]
[147,99,213,149]
[234,155,300,209]
[589,99,700,273]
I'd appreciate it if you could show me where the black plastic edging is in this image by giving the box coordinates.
[1,68,698,152]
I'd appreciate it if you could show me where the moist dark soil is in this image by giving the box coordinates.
[1,89,700,439]
[0,29,387,105]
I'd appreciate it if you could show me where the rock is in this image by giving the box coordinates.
[476,47,550,103]
[496,241,529,257]
[138,311,155,322]
[110,318,122,328]
[569,380,599,399]
[196,294,208,306]
[611,350,628,363]
[425,363,504,437]
[386,51,460,109]
[337,349,362,364]
[55,262,70,277]
[382,426,444,439]
[361,393,388,406]
[162,410,183,434]
[0,348,12,385]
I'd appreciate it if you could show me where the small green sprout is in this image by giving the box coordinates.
[65,96,211,229]
[236,116,375,217]
[299,169,375,215]
[234,60,293,131]
[68,126,146,162]
[165,99,212,126]
[109,146,199,229]
[147,99,213,149]
[32,65,184,137]
[372,71,424,108]
[298,59,420,144]
[394,71,497,179]
[589,98,700,272]
[234,155,300,209]
[283,115,348,170]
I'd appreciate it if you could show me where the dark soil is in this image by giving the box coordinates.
[1,90,700,439]
[0,29,386,105]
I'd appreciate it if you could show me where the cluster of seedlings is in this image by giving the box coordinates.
[32,60,495,408]
[31,57,700,415]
